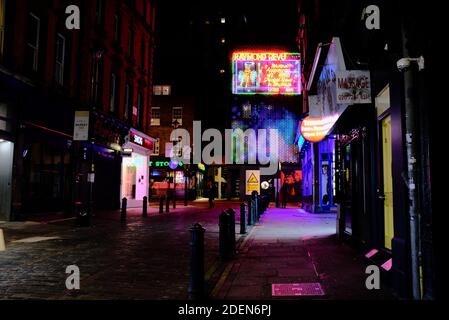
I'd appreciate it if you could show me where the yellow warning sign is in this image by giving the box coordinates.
[247,173,259,184]
[246,170,260,195]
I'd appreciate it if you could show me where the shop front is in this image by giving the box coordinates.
[121,129,155,208]
[0,99,14,221]
[149,156,204,201]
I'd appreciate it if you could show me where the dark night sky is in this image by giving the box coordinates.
[154,1,299,86]
[153,1,300,128]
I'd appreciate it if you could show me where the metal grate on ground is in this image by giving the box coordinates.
[272,283,325,297]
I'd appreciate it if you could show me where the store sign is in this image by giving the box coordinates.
[245,170,261,195]
[300,115,339,143]
[73,111,89,141]
[149,160,184,168]
[336,70,372,104]
[133,134,144,146]
[130,131,154,150]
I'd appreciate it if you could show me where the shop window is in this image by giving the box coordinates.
[150,107,160,126]
[26,13,40,72]
[55,33,65,85]
[172,107,183,126]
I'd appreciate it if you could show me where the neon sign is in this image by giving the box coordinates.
[232,51,301,95]
[300,115,339,143]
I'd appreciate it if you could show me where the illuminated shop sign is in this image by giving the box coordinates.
[232,51,301,95]
[130,131,154,150]
[300,115,339,143]
[150,160,184,168]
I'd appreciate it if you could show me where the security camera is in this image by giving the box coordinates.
[396,58,411,71]
[396,56,425,72]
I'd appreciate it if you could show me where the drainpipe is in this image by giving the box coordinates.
[400,20,422,300]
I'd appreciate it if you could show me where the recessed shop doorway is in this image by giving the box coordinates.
[0,139,13,221]
[376,85,394,250]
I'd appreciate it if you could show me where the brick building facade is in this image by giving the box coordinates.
[0,0,156,219]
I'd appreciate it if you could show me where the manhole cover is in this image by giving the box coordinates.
[272,283,325,297]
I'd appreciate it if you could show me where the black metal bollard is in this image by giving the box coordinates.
[219,211,231,261]
[247,199,253,226]
[159,196,164,213]
[166,195,170,213]
[251,191,258,223]
[189,223,205,300]
[121,197,127,222]
[75,201,90,227]
[240,203,246,234]
[142,196,148,217]
[226,208,236,255]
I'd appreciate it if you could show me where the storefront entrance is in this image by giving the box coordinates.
[381,115,394,249]
[0,139,13,221]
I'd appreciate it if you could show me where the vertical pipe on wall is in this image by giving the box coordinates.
[401,19,422,300]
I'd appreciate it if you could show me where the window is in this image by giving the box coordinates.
[172,107,183,126]
[26,13,40,71]
[96,0,105,26]
[124,83,133,120]
[109,73,118,113]
[55,33,65,85]
[113,14,121,43]
[140,39,146,68]
[137,92,143,128]
[128,28,134,57]
[90,56,104,108]
[221,17,226,24]
[150,107,160,126]
[151,138,160,156]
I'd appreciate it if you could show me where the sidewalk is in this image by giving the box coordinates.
[211,207,395,300]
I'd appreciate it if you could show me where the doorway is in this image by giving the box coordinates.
[381,115,394,250]
[0,140,13,221]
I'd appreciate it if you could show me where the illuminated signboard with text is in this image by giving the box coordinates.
[232,51,301,95]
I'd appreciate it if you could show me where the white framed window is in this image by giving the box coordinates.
[27,13,40,71]
[55,33,65,85]
[150,107,160,126]
[151,138,160,156]
[172,107,182,126]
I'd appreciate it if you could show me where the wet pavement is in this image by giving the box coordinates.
[0,201,394,300]
[211,207,395,300]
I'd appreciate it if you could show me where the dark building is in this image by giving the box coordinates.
[297,0,440,299]
[147,87,205,201]
[0,0,156,219]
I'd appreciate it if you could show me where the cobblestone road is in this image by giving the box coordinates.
[0,200,243,300]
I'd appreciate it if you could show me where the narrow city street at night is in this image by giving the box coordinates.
[0,201,392,300]
[0,0,444,317]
